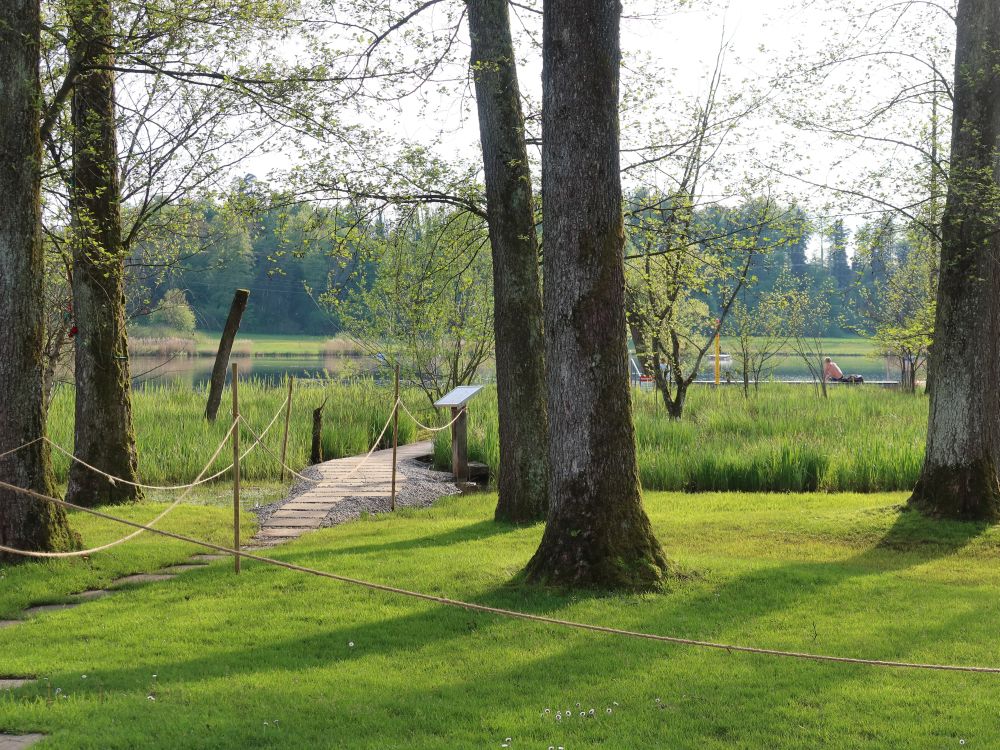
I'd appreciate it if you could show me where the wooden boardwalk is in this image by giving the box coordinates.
[251,440,433,547]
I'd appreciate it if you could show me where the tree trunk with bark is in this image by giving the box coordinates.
[909,0,1000,521]
[65,0,142,507]
[524,0,669,590]
[0,0,78,559]
[467,0,549,524]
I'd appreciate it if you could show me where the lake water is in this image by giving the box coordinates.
[130,355,382,388]
[125,352,911,389]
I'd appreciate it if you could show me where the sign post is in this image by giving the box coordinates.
[433,386,484,483]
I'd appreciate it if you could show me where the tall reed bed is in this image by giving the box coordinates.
[47,379,419,485]
[434,385,927,492]
[128,337,197,357]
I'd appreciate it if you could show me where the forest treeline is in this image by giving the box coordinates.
[126,181,918,339]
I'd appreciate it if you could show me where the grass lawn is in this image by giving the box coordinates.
[2,490,999,748]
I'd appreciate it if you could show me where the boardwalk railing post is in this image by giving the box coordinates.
[391,364,400,511]
[232,363,241,575]
[279,375,294,482]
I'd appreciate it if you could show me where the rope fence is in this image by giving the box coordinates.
[0,395,293,559]
[0,476,998,674]
[0,419,238,559]
[242,399,400,485]
[397,400,466,433]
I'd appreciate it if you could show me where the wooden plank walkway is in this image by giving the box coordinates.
[251,440,433,547]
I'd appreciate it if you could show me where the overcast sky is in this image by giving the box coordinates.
[251,0,954,249]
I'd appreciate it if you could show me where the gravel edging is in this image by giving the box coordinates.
[249,454,461,531]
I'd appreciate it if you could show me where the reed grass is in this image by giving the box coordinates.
[47,379,421,485]
[128,337,197,357]
[321,337,367,356]
[434,385,927,493]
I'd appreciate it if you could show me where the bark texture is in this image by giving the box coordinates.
[0,0,78,559]
[467,0,549,524]
[66,0,141,507]
[909,0,1000,521]
[205,289,250,421]
[524,0,668,589]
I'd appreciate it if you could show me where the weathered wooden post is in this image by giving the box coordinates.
[279,376,294,481]
[310,398,328,465]
[451,407,468,481]
[433,386,484,483]
[206,288,250,421]
[390,364,400,511]
[232,362,241,575]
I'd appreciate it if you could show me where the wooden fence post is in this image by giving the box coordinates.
[279,376,294,481]
[206,288,250,421]
[311,398,327,465]
[232,362,241,575]
[391,364,400,511]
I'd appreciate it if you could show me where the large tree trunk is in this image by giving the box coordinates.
[0,0,78,559]
[65,0,142,507]
[524,0,668,590]
[467,0,549,525]
[909,0,1000,521]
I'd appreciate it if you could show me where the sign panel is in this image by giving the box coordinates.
[434,385,484,408]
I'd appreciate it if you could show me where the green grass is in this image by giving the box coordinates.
[2,490,1000,747]
[437,385,927,492]
[47,380,432,485]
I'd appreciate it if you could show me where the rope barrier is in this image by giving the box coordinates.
[1,478,998,675]
[40,395,290,492]
[0,437,45,462]
[242,399,399,484]
[0,419,239,559]
[397,400,466,433]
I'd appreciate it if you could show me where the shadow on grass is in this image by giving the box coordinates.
[7,508,997,747]
[314,518,520,558]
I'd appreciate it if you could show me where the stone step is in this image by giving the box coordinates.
[299,491,391,498]
[159,564,208,574]
[0,733,46,749]
[255,528,307,538]
[0,679,35,690]
[71,590,111,601]
[23,603,79,617]
[189,554,228,562]
[269,510,328,519]
[263,518,323,529]
[111,574,176,587]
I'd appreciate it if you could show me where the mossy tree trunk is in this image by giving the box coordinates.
[524,0,669,590]
[909,0,1000,521]
[0,0,78,560]
[65,0,142,507]
[467,0,549,524]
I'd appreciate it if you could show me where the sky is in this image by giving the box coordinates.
[245,0,954,250]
